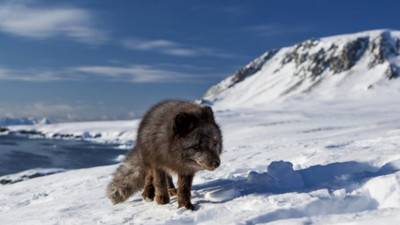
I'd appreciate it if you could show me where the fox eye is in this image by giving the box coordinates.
[192,144,201,150]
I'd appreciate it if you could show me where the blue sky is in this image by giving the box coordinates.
[0,0,398,122]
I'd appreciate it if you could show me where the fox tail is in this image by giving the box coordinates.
[106,147,145,204]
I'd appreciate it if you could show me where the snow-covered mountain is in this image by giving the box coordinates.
[0,117,51,127]
[201,29,400,108]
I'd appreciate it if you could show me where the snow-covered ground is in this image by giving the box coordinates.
[1,95,400,224]
[5,119,139,147]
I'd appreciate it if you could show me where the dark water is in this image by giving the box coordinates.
[0,135,128,176]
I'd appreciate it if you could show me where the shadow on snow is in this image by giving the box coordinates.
[193,160,400,223]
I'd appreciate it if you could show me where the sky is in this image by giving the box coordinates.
[0,0,399,122]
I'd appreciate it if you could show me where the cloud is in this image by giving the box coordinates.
[121,39,178,50]
[0,63,209,83]
[121,38,235,58]
[0,107,15,118]
[0,66,69,82]
[0,102,76,122]
[74,65,193,83]
[32,102,74,114]
[161,48,199,57]
[0,2,107,44]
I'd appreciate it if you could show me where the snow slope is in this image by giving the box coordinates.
[201,29,400,109]
[1,96,400,224]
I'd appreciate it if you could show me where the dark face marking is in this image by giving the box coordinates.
[180,123,222,171]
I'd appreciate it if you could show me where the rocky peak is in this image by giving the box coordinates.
[229,49,279,87]
[279,36,370,79]
[203,49,278,98]
[369,31,400,66]
[201,30,400,106]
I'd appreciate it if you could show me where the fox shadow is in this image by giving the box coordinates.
[193,159,400,204]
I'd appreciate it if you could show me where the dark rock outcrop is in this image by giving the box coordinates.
[229,49,279,87]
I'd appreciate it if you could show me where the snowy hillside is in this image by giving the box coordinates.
[1,97,400,224]
[201,29,400,108]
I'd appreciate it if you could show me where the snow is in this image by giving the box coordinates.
[2,29,400,224]
[201,29,400,110]
[0,168,65,184]
[1,96,400,224]
[5,119,139,146]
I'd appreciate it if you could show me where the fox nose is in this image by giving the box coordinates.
[212,160,220,169]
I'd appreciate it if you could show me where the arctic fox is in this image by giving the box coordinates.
[106,100,223,210]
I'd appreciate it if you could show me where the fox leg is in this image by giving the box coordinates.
[166,175,177,197]
[141,170,155,202]
[153,168,170,205]
[177,173,194,210]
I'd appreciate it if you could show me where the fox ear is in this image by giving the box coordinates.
[173,112,197,137]
[202,106,215,122]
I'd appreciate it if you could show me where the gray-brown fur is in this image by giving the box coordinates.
[106,100,223,210]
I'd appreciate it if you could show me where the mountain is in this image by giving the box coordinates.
[0,117,51,127]
[201,29,400,108]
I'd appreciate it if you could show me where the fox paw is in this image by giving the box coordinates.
[178,201,195,210]
[155,193,170,205]
[142,186,155,202]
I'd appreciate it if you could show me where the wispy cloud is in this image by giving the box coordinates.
[0,107,15,118]
[32,102,74,114]
[121,39,197,56]
[0,100,138,122]
[122,39,178,51]
[74,65,193,83]
[0,63,227,83]
[0,2,107,44]
[0,66,64,82]
[2,101,77,122]
[121,38,235,58]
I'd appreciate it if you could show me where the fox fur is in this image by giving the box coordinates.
[106,100,223,210]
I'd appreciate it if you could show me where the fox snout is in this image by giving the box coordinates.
[196,154,220,171]
[204,159,220,171]
[211,159,220,169]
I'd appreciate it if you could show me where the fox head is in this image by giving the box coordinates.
[173,106,222,171]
